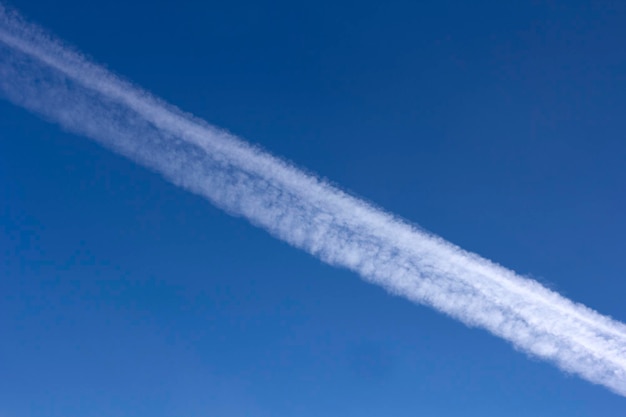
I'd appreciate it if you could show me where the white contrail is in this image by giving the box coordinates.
[1,5,625,397]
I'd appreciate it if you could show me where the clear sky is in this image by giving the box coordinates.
[1,0,625,416]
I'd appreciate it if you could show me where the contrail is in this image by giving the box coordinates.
[1,5,625,397]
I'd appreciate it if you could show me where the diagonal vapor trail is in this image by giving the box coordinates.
[1,5,625,397]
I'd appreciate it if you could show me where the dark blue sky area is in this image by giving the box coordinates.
[1,1,625,415]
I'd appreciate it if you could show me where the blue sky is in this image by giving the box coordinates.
[1,0,626,416]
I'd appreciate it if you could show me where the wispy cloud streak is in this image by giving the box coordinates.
[1,5,625,396]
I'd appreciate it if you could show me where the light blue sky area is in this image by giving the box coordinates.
[1,1,625,415]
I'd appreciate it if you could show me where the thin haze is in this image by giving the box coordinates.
[0,5,625,397]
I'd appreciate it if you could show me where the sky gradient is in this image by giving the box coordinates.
[1,1,626,416]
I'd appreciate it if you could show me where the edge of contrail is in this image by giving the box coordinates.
[1,5,625,397]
